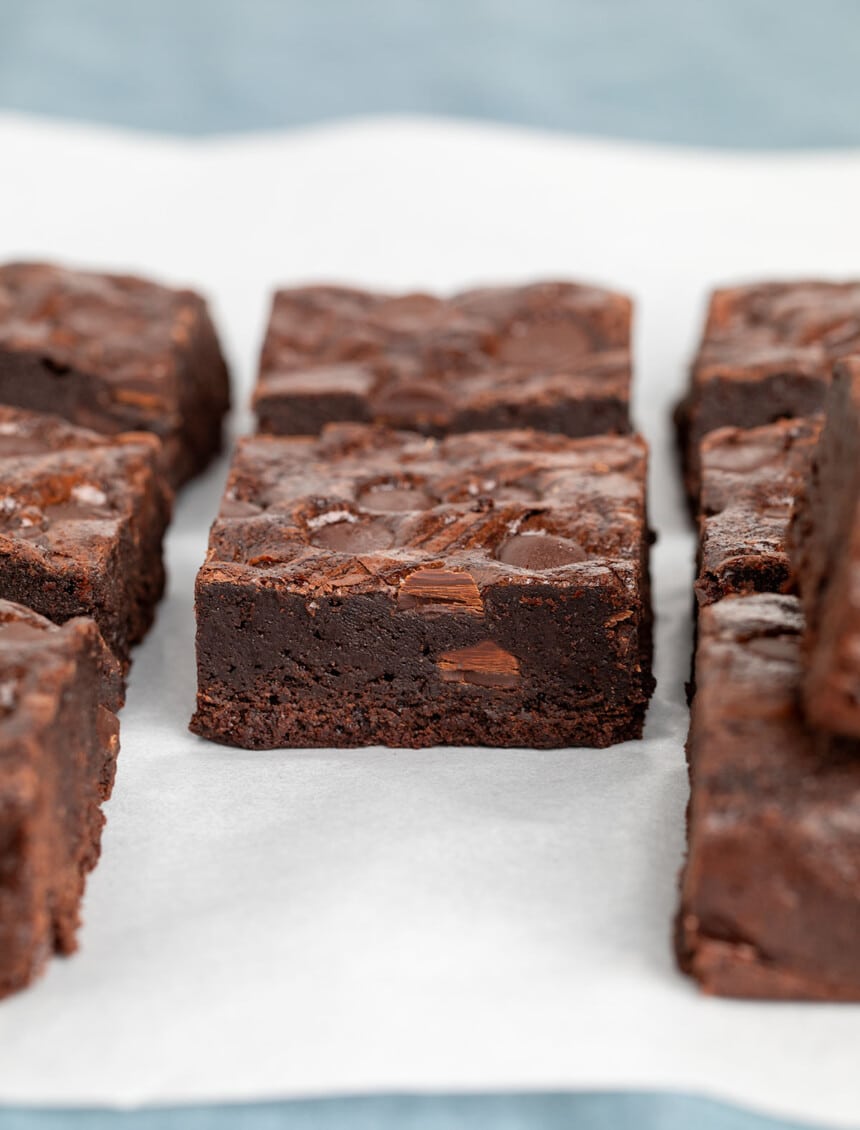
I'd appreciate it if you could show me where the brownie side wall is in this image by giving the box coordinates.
[0,748,53,997]
[0,553,122,657]
[255,393,630,440]
[790,372,860,735]
[170,306,231,486]
[191,571,651,750]
[255,392,372,437]
[0,351,153,438]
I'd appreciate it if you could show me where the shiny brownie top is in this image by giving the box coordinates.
[204,423,647,599]
[0,261,209,406]
[693,281,860,385]
[0,406,169,567]
[255,281,631,427]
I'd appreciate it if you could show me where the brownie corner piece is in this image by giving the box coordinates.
[789,355,860,737]
[0,600,121,999]
[191,425,653,750]
[253,281,632,440]
[676,593,860,1000]
[0,407,172,667]
[0,261,231,486]
[677,280,860,502]
[694,416,820,606]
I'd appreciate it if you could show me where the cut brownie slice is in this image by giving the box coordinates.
[254,282,632,438]
[0,407,171,668]
[676,281,860,502]
[695,417,820,606]
[191,424,654,749]
[677,594,860,1001]
[0,600,121,999]
[789,357,860,737]
[0,261,231,486]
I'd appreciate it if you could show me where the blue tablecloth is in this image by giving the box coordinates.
[0,0,859,146]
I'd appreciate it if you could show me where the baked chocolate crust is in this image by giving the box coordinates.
[254,282,632,439]
[676,281,860,502]
[0,261,231,486]
[0,407,172,668]
[695,417,820,605]
[0,600,121,999]
[789,357,860,736]
[677,594,860,1000]
[192,424,653,750]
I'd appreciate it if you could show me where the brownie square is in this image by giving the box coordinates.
[695,417,820,606]
[253,282,632,439]
[0,261,231,486]
[677,594,860,1001]
[191,425,653,749]
[0,600,122,999]
[789,357,860,737]
[0,407,171,668]
[676,281,860,502]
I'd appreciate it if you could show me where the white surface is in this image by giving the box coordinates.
[0,113,858,1126]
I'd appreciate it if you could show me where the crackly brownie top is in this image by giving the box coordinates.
[693,281,860,383]
[204,424,647,598]
[0,261,207,399]
[695,595,860,802]
[0,599,121,752]
[255,281,631,415]
[0,406,168,568]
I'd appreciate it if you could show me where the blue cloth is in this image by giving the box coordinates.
[0,1093,837,1130]
[0,0,859,145]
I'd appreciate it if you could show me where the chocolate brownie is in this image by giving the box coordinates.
[0,261,231,486]
[676,281,860,502]
[0,407,171,668]
[677,594,860,1000]
[253,282,632,438]
[191,424,654,749]
[695,417,820,606]
[0,600,122,999]
[789,357,860,736]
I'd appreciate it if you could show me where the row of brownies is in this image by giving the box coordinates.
[190,282,655,750]
[674,281,860,1001]
[0,263,231,997]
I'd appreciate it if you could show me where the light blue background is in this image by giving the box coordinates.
[1,0,860,146]
[1,2,858,1127]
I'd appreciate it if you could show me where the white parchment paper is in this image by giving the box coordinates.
[0,113,858,1126]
